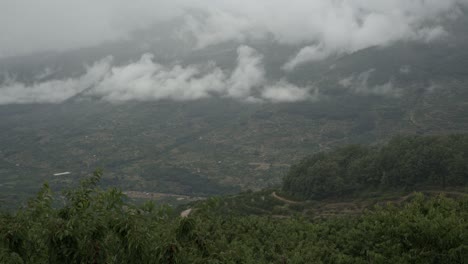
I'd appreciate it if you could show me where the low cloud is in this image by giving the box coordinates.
[90,54,226,102]
[0,58,111,104]
[282,45,335,71]
[262,81,315,103]
[225,46,265,99]
[338,69,401,97]
[0,46,313,104]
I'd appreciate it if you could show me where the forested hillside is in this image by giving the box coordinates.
[283,134,468,200]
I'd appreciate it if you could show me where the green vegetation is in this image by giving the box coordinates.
[1,135,468,262]
[283,134,468,200]
[1,170,467,263]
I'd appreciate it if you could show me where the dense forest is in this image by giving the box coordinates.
[283,134,468,200]
[1,135,467,263]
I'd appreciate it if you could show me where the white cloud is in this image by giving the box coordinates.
[261,81,315,103]
[0,46,313,104]
[90,54,226,102]
[226,46,265,99]
[283,45,335,71]
[0,58,111,104]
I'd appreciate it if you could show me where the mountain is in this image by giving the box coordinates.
[1,17,468,207]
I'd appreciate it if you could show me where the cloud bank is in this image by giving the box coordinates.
[0,0,466,60]
[0,46,314,105]
[0,59,111,104]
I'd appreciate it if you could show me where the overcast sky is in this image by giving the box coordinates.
[1,0,467,59]
[0,0,467,104]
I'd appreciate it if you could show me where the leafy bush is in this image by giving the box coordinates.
[1,170,466,263]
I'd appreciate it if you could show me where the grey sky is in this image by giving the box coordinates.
[0,0,467,104]
[1,0,466,59]
[0,0,184,57]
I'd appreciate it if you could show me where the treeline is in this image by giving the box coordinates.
[1,171,466,263]
[283,134,468,200]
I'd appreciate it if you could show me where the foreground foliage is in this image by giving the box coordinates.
[283,134,468,199]
[1,170,467,263]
